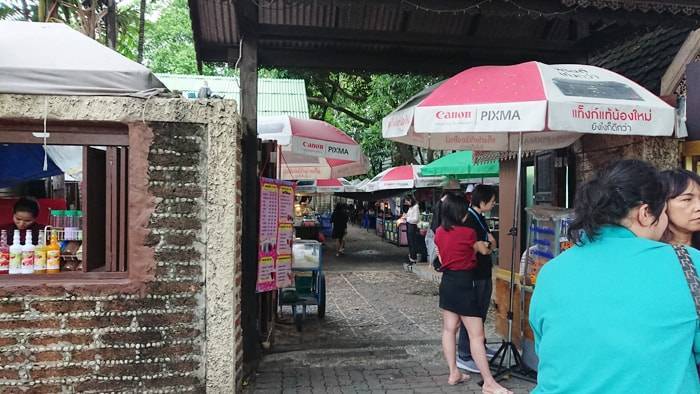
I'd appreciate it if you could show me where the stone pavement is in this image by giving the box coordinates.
[244,226,536,393]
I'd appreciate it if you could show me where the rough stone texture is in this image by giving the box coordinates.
[0,95,242,393]
[575,134,681,182]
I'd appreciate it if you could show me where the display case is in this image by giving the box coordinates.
[292,240,322,270]
[523,206,574,286]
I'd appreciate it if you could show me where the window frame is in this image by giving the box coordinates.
[0,120,129,280]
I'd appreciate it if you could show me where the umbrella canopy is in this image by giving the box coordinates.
[364,165,443,192]
[258,116,369,179]
[0,22,165,97]
[383,61,675,151]
[293,178,351,194]
[420,151,499,179]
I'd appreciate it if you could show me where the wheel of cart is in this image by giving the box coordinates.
[279,240,325,331]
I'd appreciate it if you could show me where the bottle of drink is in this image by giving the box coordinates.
[33,230,47,274]
[0,230,9,275]
[46,230,61,274]
[21,230,35,274]
[9,230,21,275]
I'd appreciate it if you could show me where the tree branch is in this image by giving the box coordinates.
[307,96,375,125]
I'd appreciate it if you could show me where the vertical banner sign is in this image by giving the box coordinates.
[256,179,279,292]
[256,178,297,293]
[276,181,295,288]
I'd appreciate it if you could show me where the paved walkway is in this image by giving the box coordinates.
[245,225,536,393]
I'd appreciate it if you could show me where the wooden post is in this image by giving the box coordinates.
[238,35,262,366]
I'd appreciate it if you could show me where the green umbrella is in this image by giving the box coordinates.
[420,151,499,179]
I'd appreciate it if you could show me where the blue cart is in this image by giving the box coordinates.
[279,240,326,331]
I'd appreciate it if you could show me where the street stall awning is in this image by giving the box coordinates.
[420,151,499,179]
[258,116,369,179]
[0,144,63,188]
[383,61,676,152]
[364,165,443,192]
[0,21,165,97]
[293,178,351,195]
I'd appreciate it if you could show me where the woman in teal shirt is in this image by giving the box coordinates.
[530,160,700,393]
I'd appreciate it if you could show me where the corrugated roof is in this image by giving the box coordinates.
[155,74,309,118]
[588,26,692,94]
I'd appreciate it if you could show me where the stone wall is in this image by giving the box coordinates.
[574,135,681,182]
[0,95,242,393]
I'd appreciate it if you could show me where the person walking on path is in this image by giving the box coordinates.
[435,193,513,394]
[331,203,349,257]
[530,160,700,393]
[661,169,700,249]
[456,184,499,372]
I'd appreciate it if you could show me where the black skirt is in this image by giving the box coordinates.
[439,269,481,317]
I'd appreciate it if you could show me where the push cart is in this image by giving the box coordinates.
[279,240,326,331]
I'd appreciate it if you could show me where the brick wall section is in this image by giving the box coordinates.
[0,122,207,393]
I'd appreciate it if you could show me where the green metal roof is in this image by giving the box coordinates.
[155,74,309,119]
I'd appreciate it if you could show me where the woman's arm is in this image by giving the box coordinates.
[473,241,490,255]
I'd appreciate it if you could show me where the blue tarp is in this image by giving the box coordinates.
[0,144,63,188]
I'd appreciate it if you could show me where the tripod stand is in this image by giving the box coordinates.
[486,133,536,383]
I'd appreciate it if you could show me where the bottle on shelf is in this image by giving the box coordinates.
[0,230,9,275]
[9,230,21,275]
[34,230,47,274]
[21,230,35,274]
[46,230,61,274]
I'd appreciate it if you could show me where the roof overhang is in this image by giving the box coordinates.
[189,0,700,74]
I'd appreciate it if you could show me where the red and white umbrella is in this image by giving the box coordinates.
[294,178,350,194]
[383,61,675,151]
[258,116,369,179]
[364,165,443,192]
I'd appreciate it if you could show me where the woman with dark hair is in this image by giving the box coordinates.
[661,169,700,249]
[0,197,44,245]
[402,195,421,264]
[456,184,499,372]
[434,193,512,393]
[530,160,700,393]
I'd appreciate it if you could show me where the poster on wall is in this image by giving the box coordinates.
[256,178,296,293]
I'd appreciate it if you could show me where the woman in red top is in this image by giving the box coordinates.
[434,194,512,393]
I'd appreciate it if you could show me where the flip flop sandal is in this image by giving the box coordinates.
[448,374,470,385]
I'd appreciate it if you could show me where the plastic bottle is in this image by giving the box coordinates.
[46,230,61,274]
[9,230,21,275]
[0,230,9,275]
[33,230,47,274]
[21,230,35,274]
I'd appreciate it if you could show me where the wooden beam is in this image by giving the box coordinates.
[256,47,582,73]
[237,32,262,367]
[661,28,700,96]
[254,23,578,52]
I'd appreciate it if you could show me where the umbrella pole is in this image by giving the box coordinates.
[487,131,536,383]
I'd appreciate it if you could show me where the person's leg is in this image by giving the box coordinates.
[460,316,512,394]
[457,323,471,361]
[479,279,494,352]
[442,310,470,385]
[407,224,417,262]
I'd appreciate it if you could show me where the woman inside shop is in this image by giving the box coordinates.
[1,197,44,245]
[434,193,512,393]
[530,160,700,393]
[661,169,700,249]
